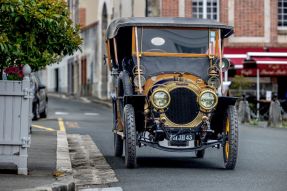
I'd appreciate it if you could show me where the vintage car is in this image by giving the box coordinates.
[105,17,238,169]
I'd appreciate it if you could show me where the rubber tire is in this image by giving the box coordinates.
[39,105,47,118]
[114,71,132,157]
[32,102,40,121]
[223,105,239,170]
[118,71,133,120]
[195,149,205,158]
[114,133,123,157]
[124,104,137,168]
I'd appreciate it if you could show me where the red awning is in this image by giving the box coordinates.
[224,47,287,68]
[224,47,287,54]
[251,57,287,64]
[237,68,287,76]
[224,47,287,74]
[237,57,287,76]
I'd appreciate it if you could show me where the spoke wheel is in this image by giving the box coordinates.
[223,106,239,170]
[124,104,137,168]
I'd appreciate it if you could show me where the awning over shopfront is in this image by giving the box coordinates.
[224,48,287,76]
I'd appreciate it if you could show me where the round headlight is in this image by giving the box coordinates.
[151,89,170,109]
[208,76,220,88]
[215,58,230,72]
[133,75,146,87]
[199,90,218,110]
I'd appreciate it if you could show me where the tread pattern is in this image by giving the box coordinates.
[113,70,133,157]
[124,104,137,168]
[119,71,133,96]
[223,105,239,170]
[118,71,133,120]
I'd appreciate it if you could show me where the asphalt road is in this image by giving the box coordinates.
[45,96,287,191]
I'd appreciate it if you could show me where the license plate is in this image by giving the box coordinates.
[170,134,193,141]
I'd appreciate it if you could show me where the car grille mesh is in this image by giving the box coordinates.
[165,87,199,125]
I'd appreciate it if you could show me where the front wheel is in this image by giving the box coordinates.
[124,104,137,168]
[223,106,239,170]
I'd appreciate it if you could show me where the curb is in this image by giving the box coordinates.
[87,97,112,108]
[16,131,75,191]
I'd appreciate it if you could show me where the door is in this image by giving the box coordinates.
[277,77,287,100]
[55,68,59,92]
[68,59,74,95]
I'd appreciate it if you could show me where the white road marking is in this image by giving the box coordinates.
[55,111,69,115]
[84,113,99,116]
[80,187,123,191]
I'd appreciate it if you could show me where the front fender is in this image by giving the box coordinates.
[210,96,238,137]
[217,96,238,107]
[124,95,146,132]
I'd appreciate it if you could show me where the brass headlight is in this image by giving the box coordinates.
[133,75,146,87]
[208,76,220,88]
[199,90,218,110]
[151,89,171,109]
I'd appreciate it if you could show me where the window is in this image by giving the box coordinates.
[138,28,209,54]
[136,28,219,56]
[278,0,287,28]
[192,0,219,21]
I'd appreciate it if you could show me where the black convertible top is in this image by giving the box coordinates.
[106,17,233,39]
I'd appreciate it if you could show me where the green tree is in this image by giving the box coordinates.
[0,0,82,79]
[230,75,252,96]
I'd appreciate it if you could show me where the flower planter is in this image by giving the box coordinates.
[0,72,33,175]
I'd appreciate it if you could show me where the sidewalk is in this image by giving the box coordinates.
[0,130,57,191]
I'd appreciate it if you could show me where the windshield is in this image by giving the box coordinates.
[138,28,212,54]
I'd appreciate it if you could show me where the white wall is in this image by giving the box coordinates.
[134,0,146,17]
[80,0,99,25]
[46,56,70,93]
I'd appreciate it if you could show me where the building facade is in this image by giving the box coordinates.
[46,0,287,100]
[46,0,146,99]
[157,0,287,99]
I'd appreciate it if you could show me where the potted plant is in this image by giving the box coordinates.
[0,0,81,175]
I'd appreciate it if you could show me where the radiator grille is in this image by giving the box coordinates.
[165,87,200,125]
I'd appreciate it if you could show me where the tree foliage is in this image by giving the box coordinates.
[0,0,82,72]
[230,75,252,90]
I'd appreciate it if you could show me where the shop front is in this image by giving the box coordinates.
[224,48,287,118]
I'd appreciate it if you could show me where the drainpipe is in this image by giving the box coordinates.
[132,0,134,17]
[145,0,149,17]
